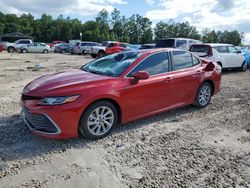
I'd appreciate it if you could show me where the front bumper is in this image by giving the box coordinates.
[21,99,86,139]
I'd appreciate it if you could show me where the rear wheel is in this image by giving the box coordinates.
[82,50,86,55]
[97,51,105,58]
[8,47,15,53]
[43,49,49,53]
[21,49,28,53]
[194,82,212,108]
[217,62,222,69]
[79,101,118,140]
[240,61,247,71]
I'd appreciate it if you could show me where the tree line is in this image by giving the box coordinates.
[0,9,244,45]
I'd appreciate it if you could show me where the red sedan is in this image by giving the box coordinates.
[21,48,221,140]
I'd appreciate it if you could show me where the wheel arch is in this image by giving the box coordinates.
[79,97,122,126]
[202,79,215,95]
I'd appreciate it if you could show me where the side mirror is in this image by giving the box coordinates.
[130,71,149,84]
[205,61,215,71]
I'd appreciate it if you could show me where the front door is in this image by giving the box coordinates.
[120,52,175,121]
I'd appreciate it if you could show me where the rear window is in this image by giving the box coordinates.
[119,43,128,48]
[190,45,210,53]
[156,39,175,48]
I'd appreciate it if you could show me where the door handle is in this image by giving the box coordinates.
[165,76,174,81]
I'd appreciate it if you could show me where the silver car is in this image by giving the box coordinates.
[18,43,52,53]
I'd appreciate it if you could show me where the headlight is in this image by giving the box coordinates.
[39,95,80,105]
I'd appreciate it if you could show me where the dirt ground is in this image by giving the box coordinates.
[0,51,249,188]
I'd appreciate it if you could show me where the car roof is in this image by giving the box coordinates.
[206,43,234,47]
[133,48,186,55]
[161,37,201,41]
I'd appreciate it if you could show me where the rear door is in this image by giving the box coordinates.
[213,46,232,68]
[170,50,202,106]
[228,46,245,67]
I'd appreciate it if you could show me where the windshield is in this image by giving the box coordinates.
[156,39,175,48]
[81,51,141,77]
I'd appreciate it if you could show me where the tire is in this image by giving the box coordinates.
[194,82,212,108]
[62,50,66,54]
[21,49,28,53]
[79,100,118,140]
[91,54,97,58]
[43,49,49,53]
[82,50,86,55]
[217,62,222,69]
[240,61,247,71]
[8,47,15,53]
[97,51,105,58]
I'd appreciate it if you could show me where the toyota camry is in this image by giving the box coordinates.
[21,48,221,140]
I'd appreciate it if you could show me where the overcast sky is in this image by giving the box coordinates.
[0,0,249,44]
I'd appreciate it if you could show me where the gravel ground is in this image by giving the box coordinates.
[0,52,249,188]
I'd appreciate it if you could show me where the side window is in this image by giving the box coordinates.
[176,40,187,49]
[188,40,196,47]
[214,46,229,53]
[228,46,238,53]
[172,51,193,70]
[127,52,169,77]
[192,54,200,66]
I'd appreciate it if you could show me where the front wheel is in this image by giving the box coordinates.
[194,82,212,108]
[79,101,118,140]
[43,49,49,53]
[240,61,247,71]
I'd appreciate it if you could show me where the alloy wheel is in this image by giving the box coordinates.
[87,106,114,136]
[198,85,211,106]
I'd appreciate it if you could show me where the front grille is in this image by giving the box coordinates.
[22,107,59,134]
[22,95,42,101]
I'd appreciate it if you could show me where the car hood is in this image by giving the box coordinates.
[23,69,112,96]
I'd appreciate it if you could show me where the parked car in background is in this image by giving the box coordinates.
[139,43,155,49]
[0,43,4,52]
[47,40,65,48]
[74,42,100,55]
[54,43,73,53]
[190,43,247,71]
[6,39,33,53]
[21,48,221,140]
[18,43,52,53]
[89,41,114,58]
[236,47,250,66]
[105,42,130,55]
[129,44,141,50]
[156,38,202,50]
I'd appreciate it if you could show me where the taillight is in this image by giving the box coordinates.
[208,47,213,57]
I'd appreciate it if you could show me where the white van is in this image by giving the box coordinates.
[156,38,202,50]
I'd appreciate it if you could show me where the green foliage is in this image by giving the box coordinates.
[201,29,242,45]
[0,10,243,45]
[154,21,201,41]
